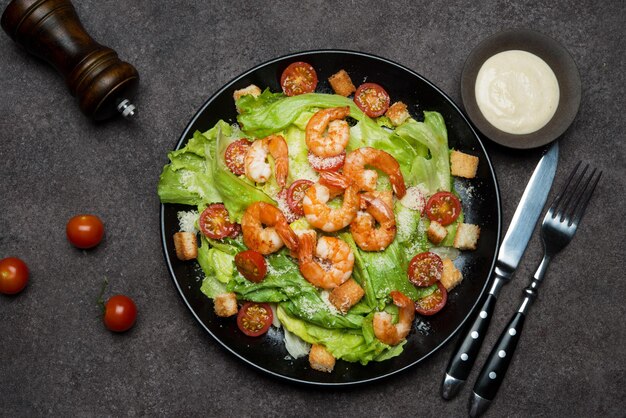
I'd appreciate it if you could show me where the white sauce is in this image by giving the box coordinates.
[475,50,559,135]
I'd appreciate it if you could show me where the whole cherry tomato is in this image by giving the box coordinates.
[66,214,105,249]
[104,295,137,332]
[0,257,29,295]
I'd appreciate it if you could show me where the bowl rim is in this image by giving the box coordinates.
[461,28,582,149]
[160,48,502,386]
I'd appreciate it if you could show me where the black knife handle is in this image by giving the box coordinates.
[472,311,526,401]
[442,293,497,397]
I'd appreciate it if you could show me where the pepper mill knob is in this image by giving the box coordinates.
[1,0,139,121]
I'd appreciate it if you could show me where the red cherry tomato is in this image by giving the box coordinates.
[66,214,104,249]
[199,204,237,239]
[235,250,267,283]
[286,179,314,217]
[307,151,345,173]
[280,61,318,96]
[354,82,390,117]
[237,302,273,337]
[408,252,443,287]
[425,192,462,226]
[104,295,137,332]
[225,139,252,176]
[0,257,29,295]
[415,281,447,316]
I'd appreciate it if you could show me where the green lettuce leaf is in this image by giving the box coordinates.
[157,131,222,205]
[277,305,404,365]
[211,125,275,222]
[394,112,452,193]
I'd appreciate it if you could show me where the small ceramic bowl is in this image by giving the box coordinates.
[461,29,581,149]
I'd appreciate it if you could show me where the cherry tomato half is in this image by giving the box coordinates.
[354,82,390,117]
[235,250,267,283]
[286,179,314,217]
[415,281,447,316]
[408,251,443,287]
[225,138,252,176]
[104,294,137,332]
[199,204,237,239]
[280,61,318,96]
[307,151,345,173]
[66,214,105,249]
[0,257,29,295]
[237,302,273,337]
[424,192,462,226]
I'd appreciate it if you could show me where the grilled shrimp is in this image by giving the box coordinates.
[297,231,354,290]
[351,192,396,251]
[241,202,298,255]
[305,106,351,158]
[343,147,407,198]
[302,172,359,232]
[373,291,415,346]
[244,134,289,187]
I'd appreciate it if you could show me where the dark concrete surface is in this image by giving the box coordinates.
[1,0,624,416]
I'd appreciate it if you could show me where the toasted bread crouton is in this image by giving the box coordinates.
[427,221,448,245]
[233,84,262,102]
[329,279,365,314]
[450,150,479,179]
[453,223,481,250]
[440,258,463,290]
[386,101,410,126]
[328,70,356,97]
[173,232,198,261]
[214,293,238,317]
[309,344,336,373]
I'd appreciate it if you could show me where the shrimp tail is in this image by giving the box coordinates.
[267,135,289,188]
[390,173,407,199]
[276,219,299,253]
[319,172,352,189]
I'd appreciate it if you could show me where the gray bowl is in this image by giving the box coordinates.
[461,29,581,149]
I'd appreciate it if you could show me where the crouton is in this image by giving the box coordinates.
[453,223,481,250]
[427,221,448,245]
[386,101,410,126]
[309,344,336,373]
[173,232,198,261]
[440,258,463,290]
[233,84,262,102]
[214,293,238,317]
[328,70,356,97]
[329,279,365,314]
[450,150,479,179]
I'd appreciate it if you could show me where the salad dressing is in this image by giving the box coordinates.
[475,50,559,135]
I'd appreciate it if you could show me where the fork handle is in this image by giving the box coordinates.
[441,292,498,399]
[469,311,526,417]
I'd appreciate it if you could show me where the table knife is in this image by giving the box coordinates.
[441,141,558,400]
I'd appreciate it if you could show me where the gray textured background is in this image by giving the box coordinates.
[1,0,624,416]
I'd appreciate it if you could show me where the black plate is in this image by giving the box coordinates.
[461,29,581,149]
[160,50,501,385]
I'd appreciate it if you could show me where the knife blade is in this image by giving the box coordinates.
[441,141,558,400]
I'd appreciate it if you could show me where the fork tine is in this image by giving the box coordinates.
[549,161,581,219]
[563,165,594,222]
[569,169,602,227]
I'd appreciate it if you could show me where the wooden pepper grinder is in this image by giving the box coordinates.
[1,0,139,121]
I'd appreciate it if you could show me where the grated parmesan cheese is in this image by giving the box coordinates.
[177,210,199,233]
[400,185,427,212]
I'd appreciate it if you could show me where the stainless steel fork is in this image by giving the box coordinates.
[468,162,602,417]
